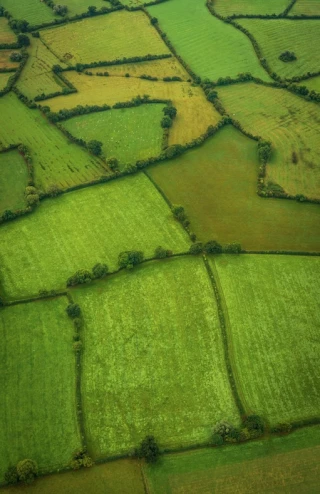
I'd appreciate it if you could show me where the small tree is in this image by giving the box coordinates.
[107,157,119,171]
[87,140,103,156]
[243,415,265,438]
[88,6,97,15]
[53,5,68,16]
[92,263,108,279]
[66,303,81,318]
[163,106,177,119]
[67,269,93,287]
[10,52,22,62]
[17,34,30,47]
[161,115,173,128]
[154,246,167,259]
[16,459,38,485]
[204,240,222,254]
[189,242,203,255]
[138,436,160,464]
[224,242,241,254]
[118,250,144,269]
[70,449,94,470]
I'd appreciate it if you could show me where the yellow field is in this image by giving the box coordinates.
[213,0,289,16]
[0,50,19,70]
[0,72,11,91]
[90,57,190,80]
[44,73,221,146]
[218,82,320,199]
[0,18,16,44]
[40,11,170,65]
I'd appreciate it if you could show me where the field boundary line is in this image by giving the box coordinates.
[140,462,151,494]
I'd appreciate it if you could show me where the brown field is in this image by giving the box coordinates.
[0,51,19,70]
[148,125,320,252]
[0,18,16,44]
[43,73,220,146]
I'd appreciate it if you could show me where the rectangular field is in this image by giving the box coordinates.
[305,75,320,93]
[213,0,289,16]
[147,0,271,81]
[0,297,81,482]
[0,174,190,299]
[0,0,56,26]
[145,426,320,494]
[63,0,111,16]
[0,18,17,44]
[0,50,19,70]
[213,254,320,424]
[62,104,165,167]
[41,11,170,65]
[0,150,28,215]
[73,256,239,458]
[291,0,320,15]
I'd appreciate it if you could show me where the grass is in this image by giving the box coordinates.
[17,38,67,99]
[218,82,320,199]
[62,104,165,167]
[44,73,221,146]
[238,18,320,79]
[147,0,271,81]
[213,0,289,16]
[63,0,111,16]
[0,459,145,494]
[145,425,320,494]
[0,72,11,91]
[212,254,320,424]
[72,256,239,458]
[0,18,17,44]
[0,92,107,192]
[0,51,19,70]
[0,173,190,299]
[0,150,28,215]
[148,125,320,252]
[291,0,320,15]
[0,297,81,482]
[0,0,56,26]
[305,75,320,92]
[40,11,170,65]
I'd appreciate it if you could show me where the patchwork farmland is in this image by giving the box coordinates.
[0,0,319,492]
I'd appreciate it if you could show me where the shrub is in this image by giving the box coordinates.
[189,242,203,254]
[165,144,184,159]
[204,240,222,254]
[172,204,187,222]
[271,422,292,434]
[53,5,68,16]
[73,317,82,330]
[213,421,235,439]
[16,459,38,485]
[4,466,18,485]
[154,246,168,259]
[118,251,144,269]
[87,140,103,156]
[73,340,82,352]
[92,263,108,279]
[67,270,93,287]
[163,106,177,119]
[161,115,173,128]
[26,194,39,206]
[279,51,296,63]
[70,449,94,470]
[17,34,30,47]
[107,157,119,171]
[47,184,62,197]
[212,433,224,446]
[66,303,81,318]
[10,52,22,62]
[224,242,241,254]
[243,415,265,438]
[138,436,160,464]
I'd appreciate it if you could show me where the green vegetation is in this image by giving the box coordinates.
[291,0,320,15]
[62,0,112,16]
[0,0,56,26]
[62,104,165,168]
[0,71,11,91]
[148,125,320,252]
[305,75,320,92]
[0,174,190,298]
[0,297,81,482]
[214,0,289,16]
[213,254,320,424]
[0,150,28,215]
[147,0,271,81]
[145,426,320,494]
[0,18,17,44]
[73,256,239,458]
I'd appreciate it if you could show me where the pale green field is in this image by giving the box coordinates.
[147,0,271,81]
[212,255,320,424]
[0,18,16,44]
[291,0,320,15]
[305,75,320,92]
[214,0,289,16]
[63,0,111,16]
[0,297,81,482]
[0,174,190,299]
[218,82,320,199]
[0,0,56,25]
[0,150,28,215]
[73,256,239,458]
[0,92,106,192]
[0,71,11,91]
[62,104,165,167]
[41,11,169,65]
[238,18,320,79]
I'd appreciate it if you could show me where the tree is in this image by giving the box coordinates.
[26,193,39,207]
[279,51,296,62]
[4,466,18,485]
[17,34,30,47]
[224,242,241,254]
[53,5,68,16]
[161,115,173,128]
[92,263,108,279]
[66,303,81,318]
[52,64,62,74]
[163,106,177,119]
[172,204,187,222]
[243,415,265,438]
[67,270,93,287]
[212,433,224,446]
[138,436,160,464]
[204,240,222,254]
[107,157,119,171]
[118,250,144,269]
[189,242,203,255]
[151,17,158,25]
[165,144,184,159]
[10,20,29,33]
[16,459,38,485]
[70,449,94,470]
[154,246,167,259]
[88,6,97,15]
[87,140,103,156]
[10,52,22,62]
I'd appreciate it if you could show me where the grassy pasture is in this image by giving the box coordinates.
[0,150,28,214]
[62,104,165,167]
[0,18,17,44]
[147,0,271,81]
[213,0,289,16]
[218,82,320,199]
[238,19,320,79]
[17,39,67,99]
[213,254,320,424]
[73,256,239,458]
[0,51,19,70]
[41,11,169,65]
[0,0,56,26]
[145,426,320,494]
[291,0,320,15]
[0,92,107,192]
[0,297,81,482]
[0,71,11,90]
[148,125,320,252]
[44,73,220,146]
[0,174,190,299]
[63,0,111,16]
[305,75,320,92]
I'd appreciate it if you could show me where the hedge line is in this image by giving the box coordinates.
[0,51,28,97]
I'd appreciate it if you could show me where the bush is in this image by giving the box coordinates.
[16,459,38,485]
[67,269,93,287]
[204,240,222,254]
[70,449,94,470]
[66,303,81,318]
[107,157,119,171]
[189,242,203,254]
[279,51,296,62]
[271,422,292,434]
[213,421,235,439]
[172,204,187,222]
[10,52,22,62]
[161,115,173,128]
[163,106,177,119]
[138,436,160,464]
[5,466,18,485]
[212,433,223,446]
[26,193,39,206]
[92,263,108,279]
[47,184,62,197]
[118,250,144,269]
[243,415,265,438]
[154,246,168,259]
[17,34,30,47]
[87,140,103,156]
[224,242,241,254]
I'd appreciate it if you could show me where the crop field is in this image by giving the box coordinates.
[0,0,56,26]
[73,256,239,457]
[63,0,111,16]
[0,174,190,299]
[0,150,28,215]
[213,0,289,17]
[148,125,320,252]
[238,19,320,79]
[44,73,221,146]
[17,39,67,99]
[147,0,271,82]
[62,104,165,167]
[0,18,16,44]
[218,82,320,199]
[213,254,320,424]
[0,92,107,192]
[0,297,81,483]
[0,51,19,70]
[145,426,320,494]
[291,0,320,15]
[40,11,170,66]
[0,72,10,91]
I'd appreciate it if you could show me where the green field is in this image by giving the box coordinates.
[147,0,271,81]
[212,254,320,424]
[41,11,169,65]
[0,18,16,44]
[17,38,67,99]
[238,18,320,79]
[63,0,111,16]
[0,50,19,70]
[62,104,165,167]
[0,150,28,215]
[0,92,107,192]
[0,174,190,299]
[213,0,289,16]
[305,75,320,92]
[73,256,239,458]
[0,0,56,26]
[148,125,320,252]
[145,425,320,494]
[291,0,320,15]
[0,297,81,482]
[0,71,11,91]
[218,82,320,199]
